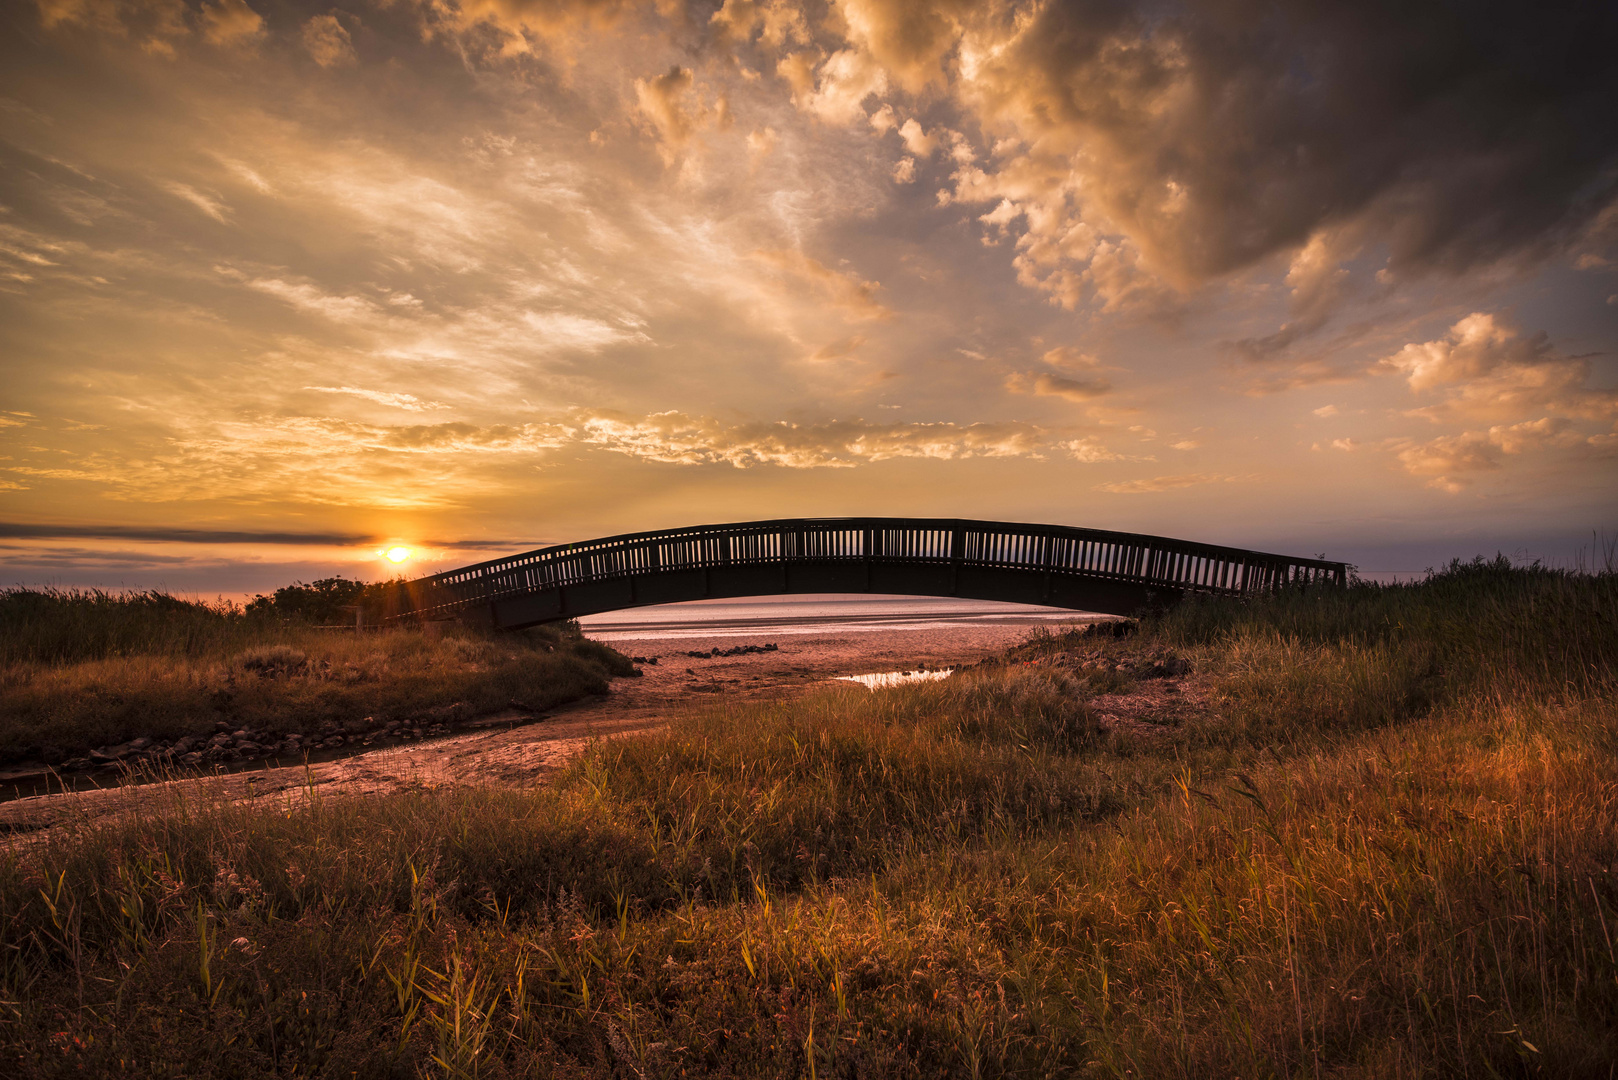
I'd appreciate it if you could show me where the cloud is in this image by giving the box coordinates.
[376,421,570,453]
[751,249,891,321]
[1371,313,1617,488]
[0,523,376,545]
[521,311,648,351]
[1005,345,1111,401]
[746,126,778,157]
[201,0,262,46]
[798,49,888,124]
[634,65,707,159]
[816,0,1618,313]
[1005,371,1110,403]
[711,0,810,50]
[1382,312,1538,393]
[1060,437,1121,463]
[1389,418,1585,492]
[302,13,356,67]
[304,387,447,412]
[807,335,865,362]
[576,411,1045,468]
[408,0,634,48]
[897,118,935,157]
[163,182,230,222]
[249,277,380,324]
[1039,347,1099,371]
[1097,474,1236,494]
[834,0,968,94]
[1380,312,1618,424]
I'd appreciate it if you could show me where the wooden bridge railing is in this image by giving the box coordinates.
[385,518,1347,623]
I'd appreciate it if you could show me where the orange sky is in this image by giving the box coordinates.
[2,0,1616,595]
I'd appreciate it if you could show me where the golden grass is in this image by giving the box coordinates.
[0,588,634,762]
[2,563,1615,1076]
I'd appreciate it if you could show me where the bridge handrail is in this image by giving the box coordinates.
[384,517,1348,622]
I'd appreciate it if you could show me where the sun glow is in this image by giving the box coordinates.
[384,546,412,563]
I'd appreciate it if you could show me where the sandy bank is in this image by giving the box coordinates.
[0,622,1062,836]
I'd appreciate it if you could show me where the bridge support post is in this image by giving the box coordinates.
[949,525,965,596]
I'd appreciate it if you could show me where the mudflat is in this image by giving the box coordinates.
[0,622,1064,835]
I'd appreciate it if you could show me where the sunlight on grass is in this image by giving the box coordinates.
[2,559,1615,1076]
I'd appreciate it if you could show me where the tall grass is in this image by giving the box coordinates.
[0,588,270,666]
[2,566,1615,1076]
[1158,555,1618,698]
[0,588,634,762]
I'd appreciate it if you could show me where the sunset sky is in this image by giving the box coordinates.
[3,0,1616,596]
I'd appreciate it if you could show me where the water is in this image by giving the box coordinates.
[835,669,955,689]
[578,593,1105,641]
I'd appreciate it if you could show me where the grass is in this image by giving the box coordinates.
[1,560,1615,1076]
[0,588,636,763]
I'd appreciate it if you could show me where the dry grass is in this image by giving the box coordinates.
[2,562,1615,1077]
[0,588,634,762]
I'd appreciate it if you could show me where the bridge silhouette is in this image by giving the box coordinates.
[384,518,1348,629]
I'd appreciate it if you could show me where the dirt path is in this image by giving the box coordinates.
[0,623,1058,836]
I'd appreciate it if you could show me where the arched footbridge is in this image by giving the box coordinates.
[384,518,1347,630]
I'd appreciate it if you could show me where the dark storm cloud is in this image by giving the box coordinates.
[858,0,1618,288]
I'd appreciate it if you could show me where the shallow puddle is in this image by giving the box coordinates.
[834,669,954,689]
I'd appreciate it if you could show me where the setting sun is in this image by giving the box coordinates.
[384,547,412,564]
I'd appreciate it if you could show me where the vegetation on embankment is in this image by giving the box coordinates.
[0,586,636,765]
[2,558,1616,1077]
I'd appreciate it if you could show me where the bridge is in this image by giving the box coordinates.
[383,518,1348,629]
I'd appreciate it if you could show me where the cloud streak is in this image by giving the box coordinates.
[0,523,375,545]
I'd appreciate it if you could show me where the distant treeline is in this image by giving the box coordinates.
[243,576,395,625]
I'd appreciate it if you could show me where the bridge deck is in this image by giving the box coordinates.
[383,518,1347,630]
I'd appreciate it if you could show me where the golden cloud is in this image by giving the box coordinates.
[575,411,1046,468]
[750,249,891,321]
[302,13,355,68]
[1096,473,1239,494]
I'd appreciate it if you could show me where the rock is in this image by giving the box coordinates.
[173,735,199,753]
[127,737,152,751]
[424,702,472,724]
[236,741,263,756]
[61,757,93,772]
[180,752,203,766]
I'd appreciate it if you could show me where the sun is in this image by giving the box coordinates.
[384,546,412,564]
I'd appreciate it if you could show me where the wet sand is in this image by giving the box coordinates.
[0,622,1076,836]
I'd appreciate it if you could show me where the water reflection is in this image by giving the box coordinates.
[835,669,954,689]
